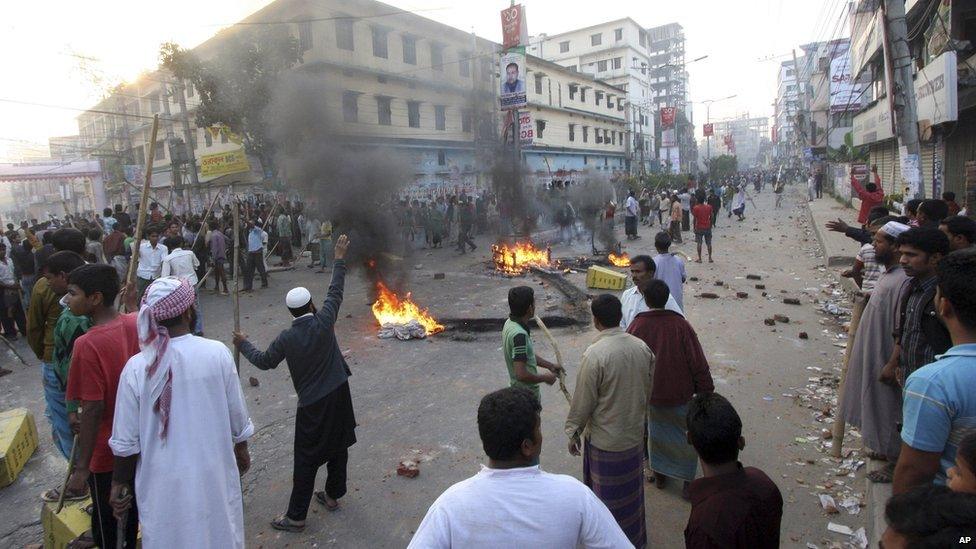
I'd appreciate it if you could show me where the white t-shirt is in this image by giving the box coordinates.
[160,249,201,285]
[136,241,167,280]
[408,465,632,549]
[619,285,683,329]
[625,196,639,217]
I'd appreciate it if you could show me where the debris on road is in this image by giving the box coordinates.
[783,297,802,305]
[774,314,790,323]
[248,377,260,387]
[764,318,777,326]
[818,494,839,514]
[755,284,766,290]
[736,292,749,299]
[746,274,763,280]
[433,273,445,280]
[698,292,720,299]
[799,332,809,339]
[396,460,420,478]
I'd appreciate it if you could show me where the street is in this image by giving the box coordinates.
[0,186,869,548]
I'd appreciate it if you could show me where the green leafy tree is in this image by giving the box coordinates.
[827,131,869,162]
[159,27,303,179]
[708,154,738,182]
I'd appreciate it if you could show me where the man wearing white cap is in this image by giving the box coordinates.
[233,235,356,532]
[109,276,255,548]
[839,220,910,483]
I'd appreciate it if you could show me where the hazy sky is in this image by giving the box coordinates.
[0,0,846,161]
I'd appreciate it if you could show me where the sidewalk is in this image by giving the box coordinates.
[805,193,891,545]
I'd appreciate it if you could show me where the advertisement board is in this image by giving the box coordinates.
[499,47,527,110]
[916,51,958,126]
[518,111,534,145]
[703,123,713,137]
[830,51,863,112]
[500,5,529,50]
[660,107,676,129]
[200,148,250,178]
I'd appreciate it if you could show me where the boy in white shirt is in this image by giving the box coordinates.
[161,235,203,335]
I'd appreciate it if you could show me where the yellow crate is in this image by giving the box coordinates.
[0,408,38,488]
[42,498,91,549]
[586,265,628,290]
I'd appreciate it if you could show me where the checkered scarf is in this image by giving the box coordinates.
[137,276,196,439]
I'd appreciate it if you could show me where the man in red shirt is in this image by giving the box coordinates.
[64,264,140,548]
[851,173,885,225]
[691,190,714,263]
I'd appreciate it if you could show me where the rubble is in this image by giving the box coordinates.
[396,460,420,478]
[248,377,260,387]
[783,297,802,305]
[736,292,749,299]
[433,273,445,280]
[714,280,725,286]
[799,332,809,339]
[746,274,763,280]
[764,318,777,326]
[698,293,720,299]
[774,314,790,323]
[755,284,766,290]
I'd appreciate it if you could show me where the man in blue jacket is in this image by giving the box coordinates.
[233,235,356,533]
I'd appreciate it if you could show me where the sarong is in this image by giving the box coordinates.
[583,442,646,548]
[625,216,638,236]
[649,403,698,482]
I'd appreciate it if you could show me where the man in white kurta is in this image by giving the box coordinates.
[109,277,254,548]
[620,254,683,329]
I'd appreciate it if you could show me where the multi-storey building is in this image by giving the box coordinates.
[709,115,770,170]
[646,23,696,173]
[517,55,628,185]
[526,18,657,174]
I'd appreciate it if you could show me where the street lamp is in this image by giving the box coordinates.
[698,94,737,164]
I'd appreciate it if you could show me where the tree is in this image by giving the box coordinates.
[159,27,303,180]
[708,154,738,182]
[827,131,869,163]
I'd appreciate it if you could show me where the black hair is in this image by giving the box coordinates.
[103,208,113,217]
[959,431,976,474]
[591,294,623,327]
[87,228,102,241]
[865,182,878,193]
[288,304,313,318]
[508,286,535,317]
[941,215,976,244]
[643,279,671,309]
[477,387,541,461]
[114,204,123,212]
[936,248,976,330]
[897,227,950,256]
[869,215,898,228]
[68,264,120,307]
[918,199,949,224]
[884,484,976,547]
[867,205,890,224]
[45,251,85,276]
[906,198,923,215]
[146,225,161,236]
[505,62,519,71]
[162,235,184,252]
[943,191,956,201]
[630,254,655,273]
[686,392,743,465]
[52,227,86,254]
[654,231,672,252]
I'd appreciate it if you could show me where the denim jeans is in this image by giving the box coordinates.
[193,288,203,335]
[41,361,73,459]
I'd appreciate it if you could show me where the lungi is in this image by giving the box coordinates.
[625,216,638,237]
[583,441,646,548]
[648,404,698,482]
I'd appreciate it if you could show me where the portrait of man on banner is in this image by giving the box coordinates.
[499,47,527,110]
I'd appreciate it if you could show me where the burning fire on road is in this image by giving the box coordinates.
[607,252,631,267]
[491,241,552,275]
[371,282,444,339]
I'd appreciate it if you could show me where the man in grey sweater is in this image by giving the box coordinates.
[233,235,356,532]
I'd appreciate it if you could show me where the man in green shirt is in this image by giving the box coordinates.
[502,286,563,404]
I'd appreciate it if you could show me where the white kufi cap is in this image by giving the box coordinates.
[286,287,312,308]
[879,221,910,238]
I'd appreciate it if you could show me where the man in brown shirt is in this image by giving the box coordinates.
[684,392,783,548]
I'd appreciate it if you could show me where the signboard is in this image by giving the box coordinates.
[916,50,958,126]
[661,128,676,148]
[852,94,895,146]
[703,123,713,137]
[499,47,527,110]
[660,107,676,129]
[199,148,250,178]
[850,7,882,80]
[899,145,921,197]
[830,51,863,112]
[518,111,534,145]
[500,5,529,50]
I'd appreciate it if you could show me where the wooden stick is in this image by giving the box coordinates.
[120,180,172,214]
[532,316,571,404]
[0,334,28,366]
[55,434,79,513]
[232,199,241,372]
[124,115,160,289]
[191,187,224,251]
[831,292,867,458]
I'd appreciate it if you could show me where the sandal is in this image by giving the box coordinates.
[271,514,305,532]
[42,486,89,503]
[867,463,895,484]
[315,491,340,511]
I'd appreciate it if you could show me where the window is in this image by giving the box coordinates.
[614,28,623,41]
[568,65,578,72]
[343,92,359,123]
[376,97,392,125]
[609,130,615,145]
[535,119,545,139]
[583,126,589,143]
[220,130,228,143]
[580,88,586,102]
[534,74,544,94]
[612,57,622,70]
[597,60,607,72]
[462,109,472,133]
[459,52,470,77]
[155,140,166,160]
[402,35,417,64]
[437,150,446,166]
[583,155,588,165]
[336,19,354,51]
[596,129,602,144]
[607,95,614,109]
[569,124,576,142]
[559,41,570,53]
[569,84,577,100]
[204,131,213,147]
[619,131,624,144]
[186,82,194,97]
[435,105,446,130]
[133,146,145,166]
[591,33,602,46]
[430,44,444,71]
[407,101,421,128]
[596,91,603,105]
[298,21,313,51]
[371,27,388,58]
[639,31,647,47]
[605,129,612,144]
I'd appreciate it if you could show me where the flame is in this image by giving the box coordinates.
[491,241,551,275]
[608,252,631,267]
[371,282,444,335]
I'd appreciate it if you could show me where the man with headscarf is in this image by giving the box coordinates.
[109,276,255,548]
[233,235,356,533]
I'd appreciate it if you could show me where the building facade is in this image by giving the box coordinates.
[526,18,657,174]
[709,115,770,170]
[0,161,106,223]
[647,23,696,173]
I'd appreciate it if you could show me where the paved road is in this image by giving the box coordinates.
[0,185,868,548]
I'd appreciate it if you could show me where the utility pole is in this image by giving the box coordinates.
[791,49,807,170]
[882,0,924,199]
[174,79,200,203]
[160,83,181,212]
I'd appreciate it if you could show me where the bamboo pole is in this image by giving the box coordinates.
[120,180,172,214]
[831,292,868,458]
[232,199,241,372]
[124,115,161,290]
[191,187,224,251]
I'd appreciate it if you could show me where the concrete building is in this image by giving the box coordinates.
[774,61,801,163]
[75,0,499,211]
[47,136,85,161]
[809,39,861,156]
[526,18,657,174]
[647,23,696,173]
[0,160,106,223]
[516,55,628,186]
[709,115,770,170]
